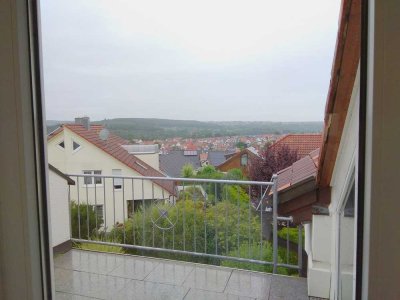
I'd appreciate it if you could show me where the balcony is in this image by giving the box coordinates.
[54,249,308,299]
[51,174,308,299]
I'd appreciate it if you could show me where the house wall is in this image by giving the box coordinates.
[307,69,359,299]
[217,152,253,176]
[47,127,171,230]
[48,170,70,248]
[134,153,159,170]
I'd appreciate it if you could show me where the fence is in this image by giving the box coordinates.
[67,174,302,274]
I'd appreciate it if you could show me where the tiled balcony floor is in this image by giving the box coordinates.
[54,249,308,300]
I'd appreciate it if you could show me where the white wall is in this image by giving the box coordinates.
[134,153,160,170]
[48,170,71,248]
[307,69,359,300]
[47,127,171,230]
[329,69,359,300]
[308,215,332,299]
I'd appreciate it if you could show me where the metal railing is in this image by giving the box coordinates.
[67,173,303,274]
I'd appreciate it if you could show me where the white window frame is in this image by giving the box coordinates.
[112,169,123,190]
[240,153,248,166]
[56,139,65,151]
[83,170,103,187]
[94,204,104,220]
[72,139,82,153]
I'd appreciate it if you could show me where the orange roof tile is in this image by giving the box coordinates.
[275,148,320,192]
[268,134,322,159]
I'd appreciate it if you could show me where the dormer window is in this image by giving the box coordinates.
[72,141,81,152]
[240,153,248,166]
[58,140,65,149]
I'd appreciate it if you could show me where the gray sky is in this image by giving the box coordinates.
[41,0,340,122]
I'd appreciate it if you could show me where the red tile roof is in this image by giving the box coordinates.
[185,141,197,151]
[49,124,174,194]
[276,148,320,192]
[268,134,322,159]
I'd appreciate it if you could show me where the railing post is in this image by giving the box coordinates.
[298,224,303,276]
[272,174,278,274]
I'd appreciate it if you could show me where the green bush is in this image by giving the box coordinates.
[222,242,299,275]
[71,201,103,239]
[278,227,304,245]
[112,199,261,259]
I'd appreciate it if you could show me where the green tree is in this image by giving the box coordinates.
[181,163,195,178]
[236,141,247,149]
[224,168,246,181]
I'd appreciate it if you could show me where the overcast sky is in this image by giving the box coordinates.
[41,0,341,122]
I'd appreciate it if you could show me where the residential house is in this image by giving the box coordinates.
[217,147,260,177]
[48,164,75,252]
[160,150,202,177]
[160,148,228,177]
[268,133,323,159]
[47,117,174,230]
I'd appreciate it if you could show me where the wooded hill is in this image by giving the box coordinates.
[47,118,323,140]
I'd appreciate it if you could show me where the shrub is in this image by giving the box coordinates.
[222,242,298,275]
[278,227,304,245]
[112,199,262,260]
[70,201,103,239]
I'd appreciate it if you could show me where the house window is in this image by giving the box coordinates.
[240,154,248,166]
[94,205,103,220]
[72,141,81,152]
[112,169,122,190]
[58,140,65,149]
[83,170,102,185]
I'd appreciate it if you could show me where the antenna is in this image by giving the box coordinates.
[99,128,110,141]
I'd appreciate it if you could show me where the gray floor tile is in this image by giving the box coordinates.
[54,250,308,300]
[184,288,255,300]
[55,250,124,275]
[144,260,194,285]
[112,280,189,300]
[108,256,159,280]
[55,268,130,300]
[183,265,232,292]
[224,270,272,300]
[268,275,308,300]
[55,292,99,299]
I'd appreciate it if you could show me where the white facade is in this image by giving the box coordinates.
[47,127,171,230]
[48,168,71,248]
[306,69,359,299]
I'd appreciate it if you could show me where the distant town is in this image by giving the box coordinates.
[133,133,276,154]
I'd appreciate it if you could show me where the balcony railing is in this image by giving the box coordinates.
[67,174,303,275]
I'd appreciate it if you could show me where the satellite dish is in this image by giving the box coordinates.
[99,128,110,141]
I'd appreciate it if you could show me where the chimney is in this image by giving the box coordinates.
[75,116,90,130]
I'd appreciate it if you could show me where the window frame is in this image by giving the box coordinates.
[82,170,103,187]
[240,153,248,166]
[94,204,104,219]
[57,140,65,150]
[72,140,82,153]
[112,169,123,191]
